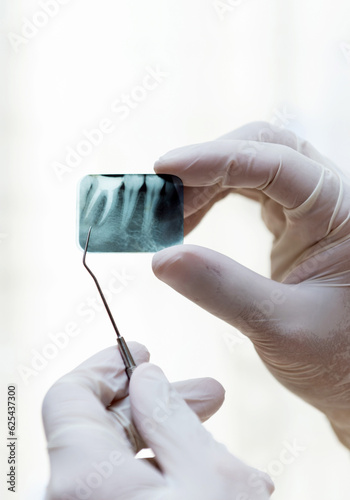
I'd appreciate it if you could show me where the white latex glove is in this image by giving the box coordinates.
[153,121,350,449]
[42,342,273,499]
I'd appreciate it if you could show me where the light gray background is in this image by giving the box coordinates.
[1,1,350,499]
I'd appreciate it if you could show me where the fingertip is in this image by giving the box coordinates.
[152,243,207,273]
[204,377,226,406]
[153,159,164,173]
[201,377,226,420]
[154,145,193,173]
[152,245,225,299]
[154,155,174,173]
[131,362,166,384]
[128,341,150,364]
[173,377,226,422]
[129,363,170,407]
[152,245,184,277]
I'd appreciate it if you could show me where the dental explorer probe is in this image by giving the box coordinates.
[83,226,137,379]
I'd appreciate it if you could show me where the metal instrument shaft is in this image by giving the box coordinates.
[83,226,136,379]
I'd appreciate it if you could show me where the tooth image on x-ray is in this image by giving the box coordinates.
[77,174,184,252]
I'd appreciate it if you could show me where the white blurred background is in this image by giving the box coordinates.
[1,0,350,498]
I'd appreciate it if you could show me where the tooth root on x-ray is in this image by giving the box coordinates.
[85,176,123,225]
[77,174,183,252]
[142,175,166,232]
[120,174,145,229]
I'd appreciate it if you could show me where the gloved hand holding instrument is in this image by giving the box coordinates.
[42,343,273,499]
[42,222,273,499]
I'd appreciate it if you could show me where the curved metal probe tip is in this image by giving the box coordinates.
[83,226,136,378]
[83,227,121,337]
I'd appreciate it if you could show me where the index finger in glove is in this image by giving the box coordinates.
[130,363,274,497]
[42,342,149,439]
[172,377,225,422]
[130,364,230,478]
[107,376,226,454]
[155,140,324,211]
[217,121,337,168]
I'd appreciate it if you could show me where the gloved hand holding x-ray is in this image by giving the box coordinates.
[153,121,350,449]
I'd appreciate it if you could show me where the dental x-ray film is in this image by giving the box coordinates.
[77,174,184,252]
